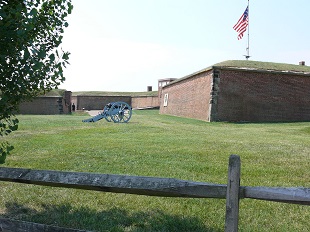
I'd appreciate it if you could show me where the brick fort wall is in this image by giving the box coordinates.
[131,96,159,109]
[216,69,310,122]
[76,96,132,110]
[18,94,159,114]
[159,70,213,121]
[160,68,310,122]
[18,97,70,115]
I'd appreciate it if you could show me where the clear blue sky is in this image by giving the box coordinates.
[59,0,310,92]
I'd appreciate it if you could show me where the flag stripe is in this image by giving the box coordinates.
[233,16,244,30]
[234,19,247,31]
[233,6,249,40]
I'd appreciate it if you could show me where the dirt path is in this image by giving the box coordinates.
[86,110,101,116]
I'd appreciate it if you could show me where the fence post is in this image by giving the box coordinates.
[225,155,241,232]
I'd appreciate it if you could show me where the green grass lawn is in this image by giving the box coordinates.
[1,110,309,231]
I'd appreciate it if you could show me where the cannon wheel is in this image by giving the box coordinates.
[105,115,112,122]
[103,104,112,122]
[110,102,132,123]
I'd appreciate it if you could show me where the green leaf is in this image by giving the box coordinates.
[62,52,69,60]
[9,124,18,131]
[68,2,73,14]
[7,145,14,152]
[24,49,30,60]
[33,61,43,70]
[0,154,6,164]
[30,8,38,16]
[38,50,46,59]
[17,29,24,36]
[49,53,55,62]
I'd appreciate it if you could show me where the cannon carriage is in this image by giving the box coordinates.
[82,101,132,123]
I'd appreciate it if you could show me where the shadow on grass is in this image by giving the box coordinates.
[2,202,221,232]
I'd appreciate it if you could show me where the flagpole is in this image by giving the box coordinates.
[245,0,250,60]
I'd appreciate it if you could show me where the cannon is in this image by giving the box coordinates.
[82,101,132,123]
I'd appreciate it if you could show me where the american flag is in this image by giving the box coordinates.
[233,6,249,40]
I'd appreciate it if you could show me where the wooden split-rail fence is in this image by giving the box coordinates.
[0,155,309,232]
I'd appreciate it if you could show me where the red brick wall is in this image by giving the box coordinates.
[159,70,213,121]
[217,69,310,122]
[131,96,159,109]
[18,95,159,114]
[160,67,310,122]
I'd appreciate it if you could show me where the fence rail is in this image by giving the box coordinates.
[0,155,309,232]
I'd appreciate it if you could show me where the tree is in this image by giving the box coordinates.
[0,0,73,163]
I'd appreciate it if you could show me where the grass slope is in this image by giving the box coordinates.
[72,91,158,97]
[40,89,158,97]
[171,60,310,86]
[213,60,310,73]
[1,110,309,231]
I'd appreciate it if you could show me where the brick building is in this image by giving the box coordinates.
[159,60,310,122]
[18,91,159,114]
[73,94,158,111]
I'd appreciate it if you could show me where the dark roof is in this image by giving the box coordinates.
[165,60,310,87]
